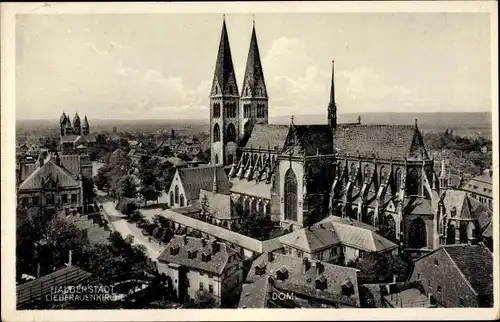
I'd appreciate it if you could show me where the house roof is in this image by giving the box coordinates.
[440,190,474,220]
[462,173,493,198]
[177,165,230,201]
[334,124,426,160]
[16,265,92,307]
[60,135,81,143]
[199,189,232,220]
[246,253,361,307]
[229,178,272,199]
[482,221,493,238]
[443,244,493,296]
[60,154,81,176]
[18,159,79,191]
[157,235,240,274]
[279,221,396,253]
[318,215,378,231]
[165,156,187,167]
[245,124,289,151]
[238,276,270,308]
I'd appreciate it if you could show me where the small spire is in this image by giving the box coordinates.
[415,118,418,127]
[252,14,255,27]
[291,115,295,125]
[212,166,218,192]
[358,115,361,124]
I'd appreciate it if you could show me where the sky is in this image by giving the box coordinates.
[16,13,491,120]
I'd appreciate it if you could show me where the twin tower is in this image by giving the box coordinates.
[210,18,269,166]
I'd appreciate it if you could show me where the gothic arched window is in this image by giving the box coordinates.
[174,185,179,204]
[226,123,237,142]
[213,103,220,118]
[284,168,298,222]
[229,85,233,95]
[406,168,420,196]
[245,88,249,96]
[364,165,370,181]
[395,169,402,190]
[380,166,386,184]
[170,191,174,206]
[180,194,185,207]
[213,124,220,142]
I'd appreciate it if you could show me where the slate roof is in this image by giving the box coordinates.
[440,190,473,220]
[199,189,232,220]
[318,215,378,231]
[165,156,187,167]
[19,163,38,182]
[16,265,92,307]
[443,244,493,296]
[241,25,267,98]
[157,235,240,274]
[482,221,493,238]
[284,124,334,156]
[462,173,493,198]
[60,135,81,143]
[177,165,230,201]
[60,155,82,176]
[246,253,361,307]
[18,160,79,191]
[211,20,238,96]
[238,276,270,308]
[279,221,396,253]
[229,178,272,199]
[403,197,434,216]
[334,124,421,160]
[245,124,289,151]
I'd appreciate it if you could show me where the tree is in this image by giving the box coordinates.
[116,175,138,199]
[348,253,411,284]
[187,289,217,308]
[200,194,211,220]
[236,209,275,241]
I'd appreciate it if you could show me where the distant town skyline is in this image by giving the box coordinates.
[16,13,492,120]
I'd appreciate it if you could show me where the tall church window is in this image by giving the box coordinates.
[244,104,251,118]
[380,167,386,184]
[213,124,221,142]
[227,154,234,165]
[245,88,249,96]
[215,154,219,165]
[229,85,233,95]
[170,192,174,206]
[363,165,370,181]
[213,103,221,118]
[175,185,179,204]
[46,194,55,205]
[406,168,420,196]
[180,194,185,207]
[284,168,298,221]
[395,169,402,190]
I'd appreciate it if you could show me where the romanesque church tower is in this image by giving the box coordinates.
[239,21,268,139]
[210,18,240,166]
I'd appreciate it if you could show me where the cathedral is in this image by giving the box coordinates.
[59,111,96,156]
[207,18,471,251]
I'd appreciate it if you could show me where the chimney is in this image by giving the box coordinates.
[211,240,220,254]
[316,261,324,275]
[302,257,310,272]
[37,262,41,279]
[201,237,208,247]
[468,237,478,245]
[267,252,274,262]
[183,235,188,245]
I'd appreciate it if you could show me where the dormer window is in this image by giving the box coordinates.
[187,250,197,259]
[201,252,211,262]
[276,267,289,281]
[170,245,180,255]
[254,263,266,276]
[315,275,327,291]
[341,279,354,296]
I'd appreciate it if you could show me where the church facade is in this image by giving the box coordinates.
[208,19,463,251]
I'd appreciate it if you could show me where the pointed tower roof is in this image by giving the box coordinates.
[241,22,267,98]
[82,115,89,128]
[64,117,73,129]
[211,17,239,97]
[73,112,81,127]
[329,61,336,108]
[60,112,67,125]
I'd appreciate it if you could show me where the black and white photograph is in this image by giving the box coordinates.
[1,1,498,321]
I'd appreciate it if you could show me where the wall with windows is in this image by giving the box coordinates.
[18,187,82,211]
[410,248,479,307]
[167,171,188,208]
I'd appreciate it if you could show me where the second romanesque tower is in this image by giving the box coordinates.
[239,21,268,139]
[210,18,240,166]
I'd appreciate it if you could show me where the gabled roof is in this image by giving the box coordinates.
[241,24,267,98]
[403,197,434,216]
[283,124,334,156]
[239,276,270,308]
[211,19,238,96]
[60,154,81,176]
[157,235,240,274]
[245,124,289,151]
[246,253,361,307]
[318,215,378,231]
[16,265,92,307]
[440,190,473,220]
[462,173,493,198]
[229,178,272,200]
[177,165,230,201]
[443,244,493,296]
[18,160,79,191]
[279,221,396,253]
[334,124,425,160]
